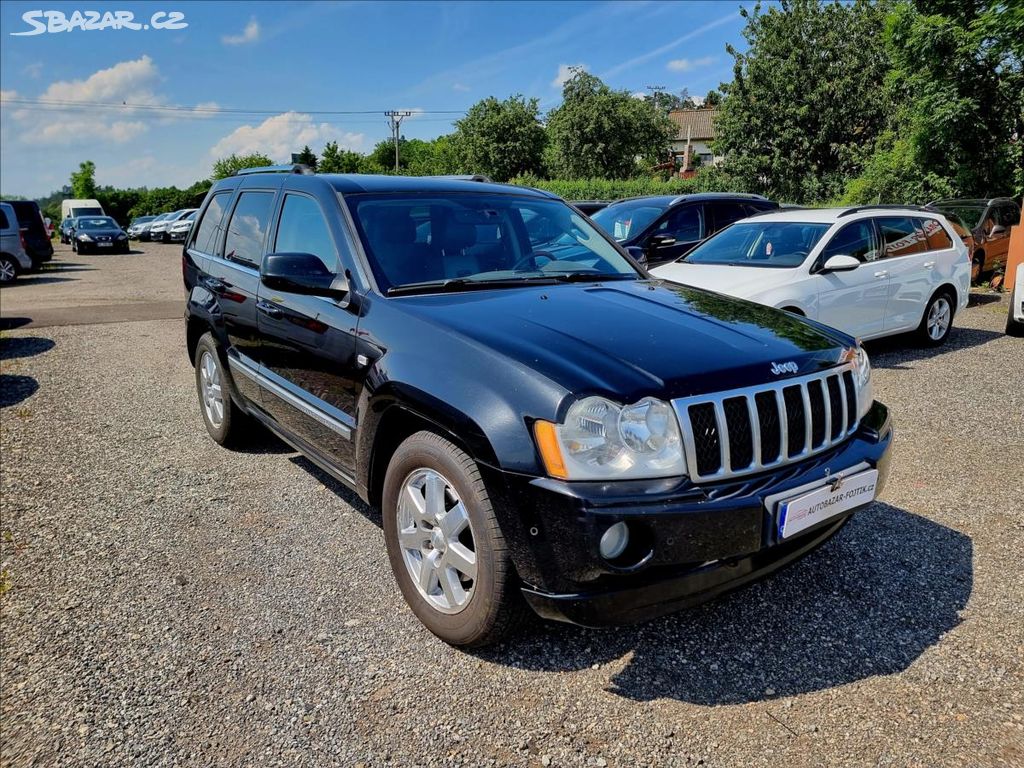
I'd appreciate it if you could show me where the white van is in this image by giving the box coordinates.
[61,199,105,220]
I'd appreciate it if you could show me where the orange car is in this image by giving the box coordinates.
[928,198,1022,282]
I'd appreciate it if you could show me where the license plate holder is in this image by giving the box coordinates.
[775,468,878,539]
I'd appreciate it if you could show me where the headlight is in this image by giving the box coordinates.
[534,396,687,480]
[77,233,93,241]
[849,345,873,420]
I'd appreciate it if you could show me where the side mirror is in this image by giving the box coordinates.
[625,245,648,267]
[261,252,348,299]
[648,234,677,249]
[821,254,860,273]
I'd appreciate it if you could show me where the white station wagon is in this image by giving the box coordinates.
[652,206,972,345]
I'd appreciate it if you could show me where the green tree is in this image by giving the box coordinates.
[70,161,97,198]
[211,152,274,180]
[644,89,695,115]
[702,90,722,108]
[319,141,364,173]
[294,144,318,171]
[715,0,892,203]
[844,0,1023,202]
[451,95,546,181]
[546,69,675,179]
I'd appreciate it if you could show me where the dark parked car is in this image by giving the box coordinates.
[184,168,892,647]
[926,197,1021,281]
[71,216,129,254]
[570,200,611,216]
[1,199,54,268]
[591,193,779,268]
[60,217,76,244]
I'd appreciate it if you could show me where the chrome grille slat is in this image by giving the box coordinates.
[672,362,860,483]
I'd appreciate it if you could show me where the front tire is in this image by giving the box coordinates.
[382,431,526,647]
[194,333,249,446]
[918,290,954,346]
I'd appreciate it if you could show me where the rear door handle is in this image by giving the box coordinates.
[923,261,936,269]
[256,300,283,319]
[204,277,229,294]
[873,270,889,278]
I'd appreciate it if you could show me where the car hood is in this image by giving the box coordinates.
[78,228,123,237]
[397,279,853,402]
[650,261,798,298]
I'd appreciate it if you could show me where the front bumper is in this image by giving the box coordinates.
[168,230,189,242]
[490,401,893,627]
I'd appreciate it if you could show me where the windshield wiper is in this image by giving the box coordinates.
[387,272,635,296]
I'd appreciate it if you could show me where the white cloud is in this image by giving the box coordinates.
[630,91,646,100]
[23,62,43,79]
[222,17,260,46]
[15,56,159,145]
[666,56,716,73]
[208,112,366,161]
[1,89,18,101]
[551,63,587,89]
[452,83,471,92]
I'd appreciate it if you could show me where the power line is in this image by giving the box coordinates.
[0,96,467,116]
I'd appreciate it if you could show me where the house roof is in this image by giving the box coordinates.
[668,108,719,141]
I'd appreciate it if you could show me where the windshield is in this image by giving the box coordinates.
[133,216,156,225]
[347,193,640,293]
[933,205,985,229]
[77,217,118,230]
[684,221,831,268]
[591,200,668,241]
[71,207,103,217]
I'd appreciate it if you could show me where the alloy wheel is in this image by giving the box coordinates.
[927,296,951,340]
[396,468,478,614]
[0,258,15,283]
[198,350,225,427]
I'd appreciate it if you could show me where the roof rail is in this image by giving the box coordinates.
[420,174,493,183]
[746,206,803,217]
[235,163,314,177]
[837,203,926,218]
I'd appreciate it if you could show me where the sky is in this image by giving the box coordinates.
[0,0,754,198]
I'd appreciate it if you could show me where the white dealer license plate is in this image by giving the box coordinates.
[776,469,878,539]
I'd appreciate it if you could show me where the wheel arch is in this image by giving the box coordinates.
[361,395,500,511]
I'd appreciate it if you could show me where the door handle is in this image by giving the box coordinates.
[256,300,284,319]
[873,270,889,278]
[923,261,936,269]
[204,277,229,295]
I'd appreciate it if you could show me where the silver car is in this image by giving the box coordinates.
[0,201,33,284]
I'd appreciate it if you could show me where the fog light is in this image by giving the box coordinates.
[599,522,630,560]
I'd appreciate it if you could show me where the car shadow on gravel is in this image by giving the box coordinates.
[290,455,382,525]
[0,336,55,361]
[0,375,39,408]
[483,502,972,705]
[866,326,1003,369]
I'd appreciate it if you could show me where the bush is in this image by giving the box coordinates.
[509,166,742,201]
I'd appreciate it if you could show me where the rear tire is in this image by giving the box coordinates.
[0,255,18,284]
[194,332,250,446]
[382,431,526,647]
[917,290,955,346]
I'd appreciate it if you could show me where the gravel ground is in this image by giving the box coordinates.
[0,241,183,320]
[1,284,1022,767]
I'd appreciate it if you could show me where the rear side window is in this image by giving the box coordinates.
[0,210,8,229]
[274,194,337,274]
[192,192,231,255]
[224,191,274,266]
[821,220,880,263]
[708,201,749,232]
[876,217,927,258]
[997,204,1020,227]
[919,218,953,251]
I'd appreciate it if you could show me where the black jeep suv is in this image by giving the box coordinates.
[184,167,892,647]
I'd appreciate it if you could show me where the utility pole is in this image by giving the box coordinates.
[384,110,413,172]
